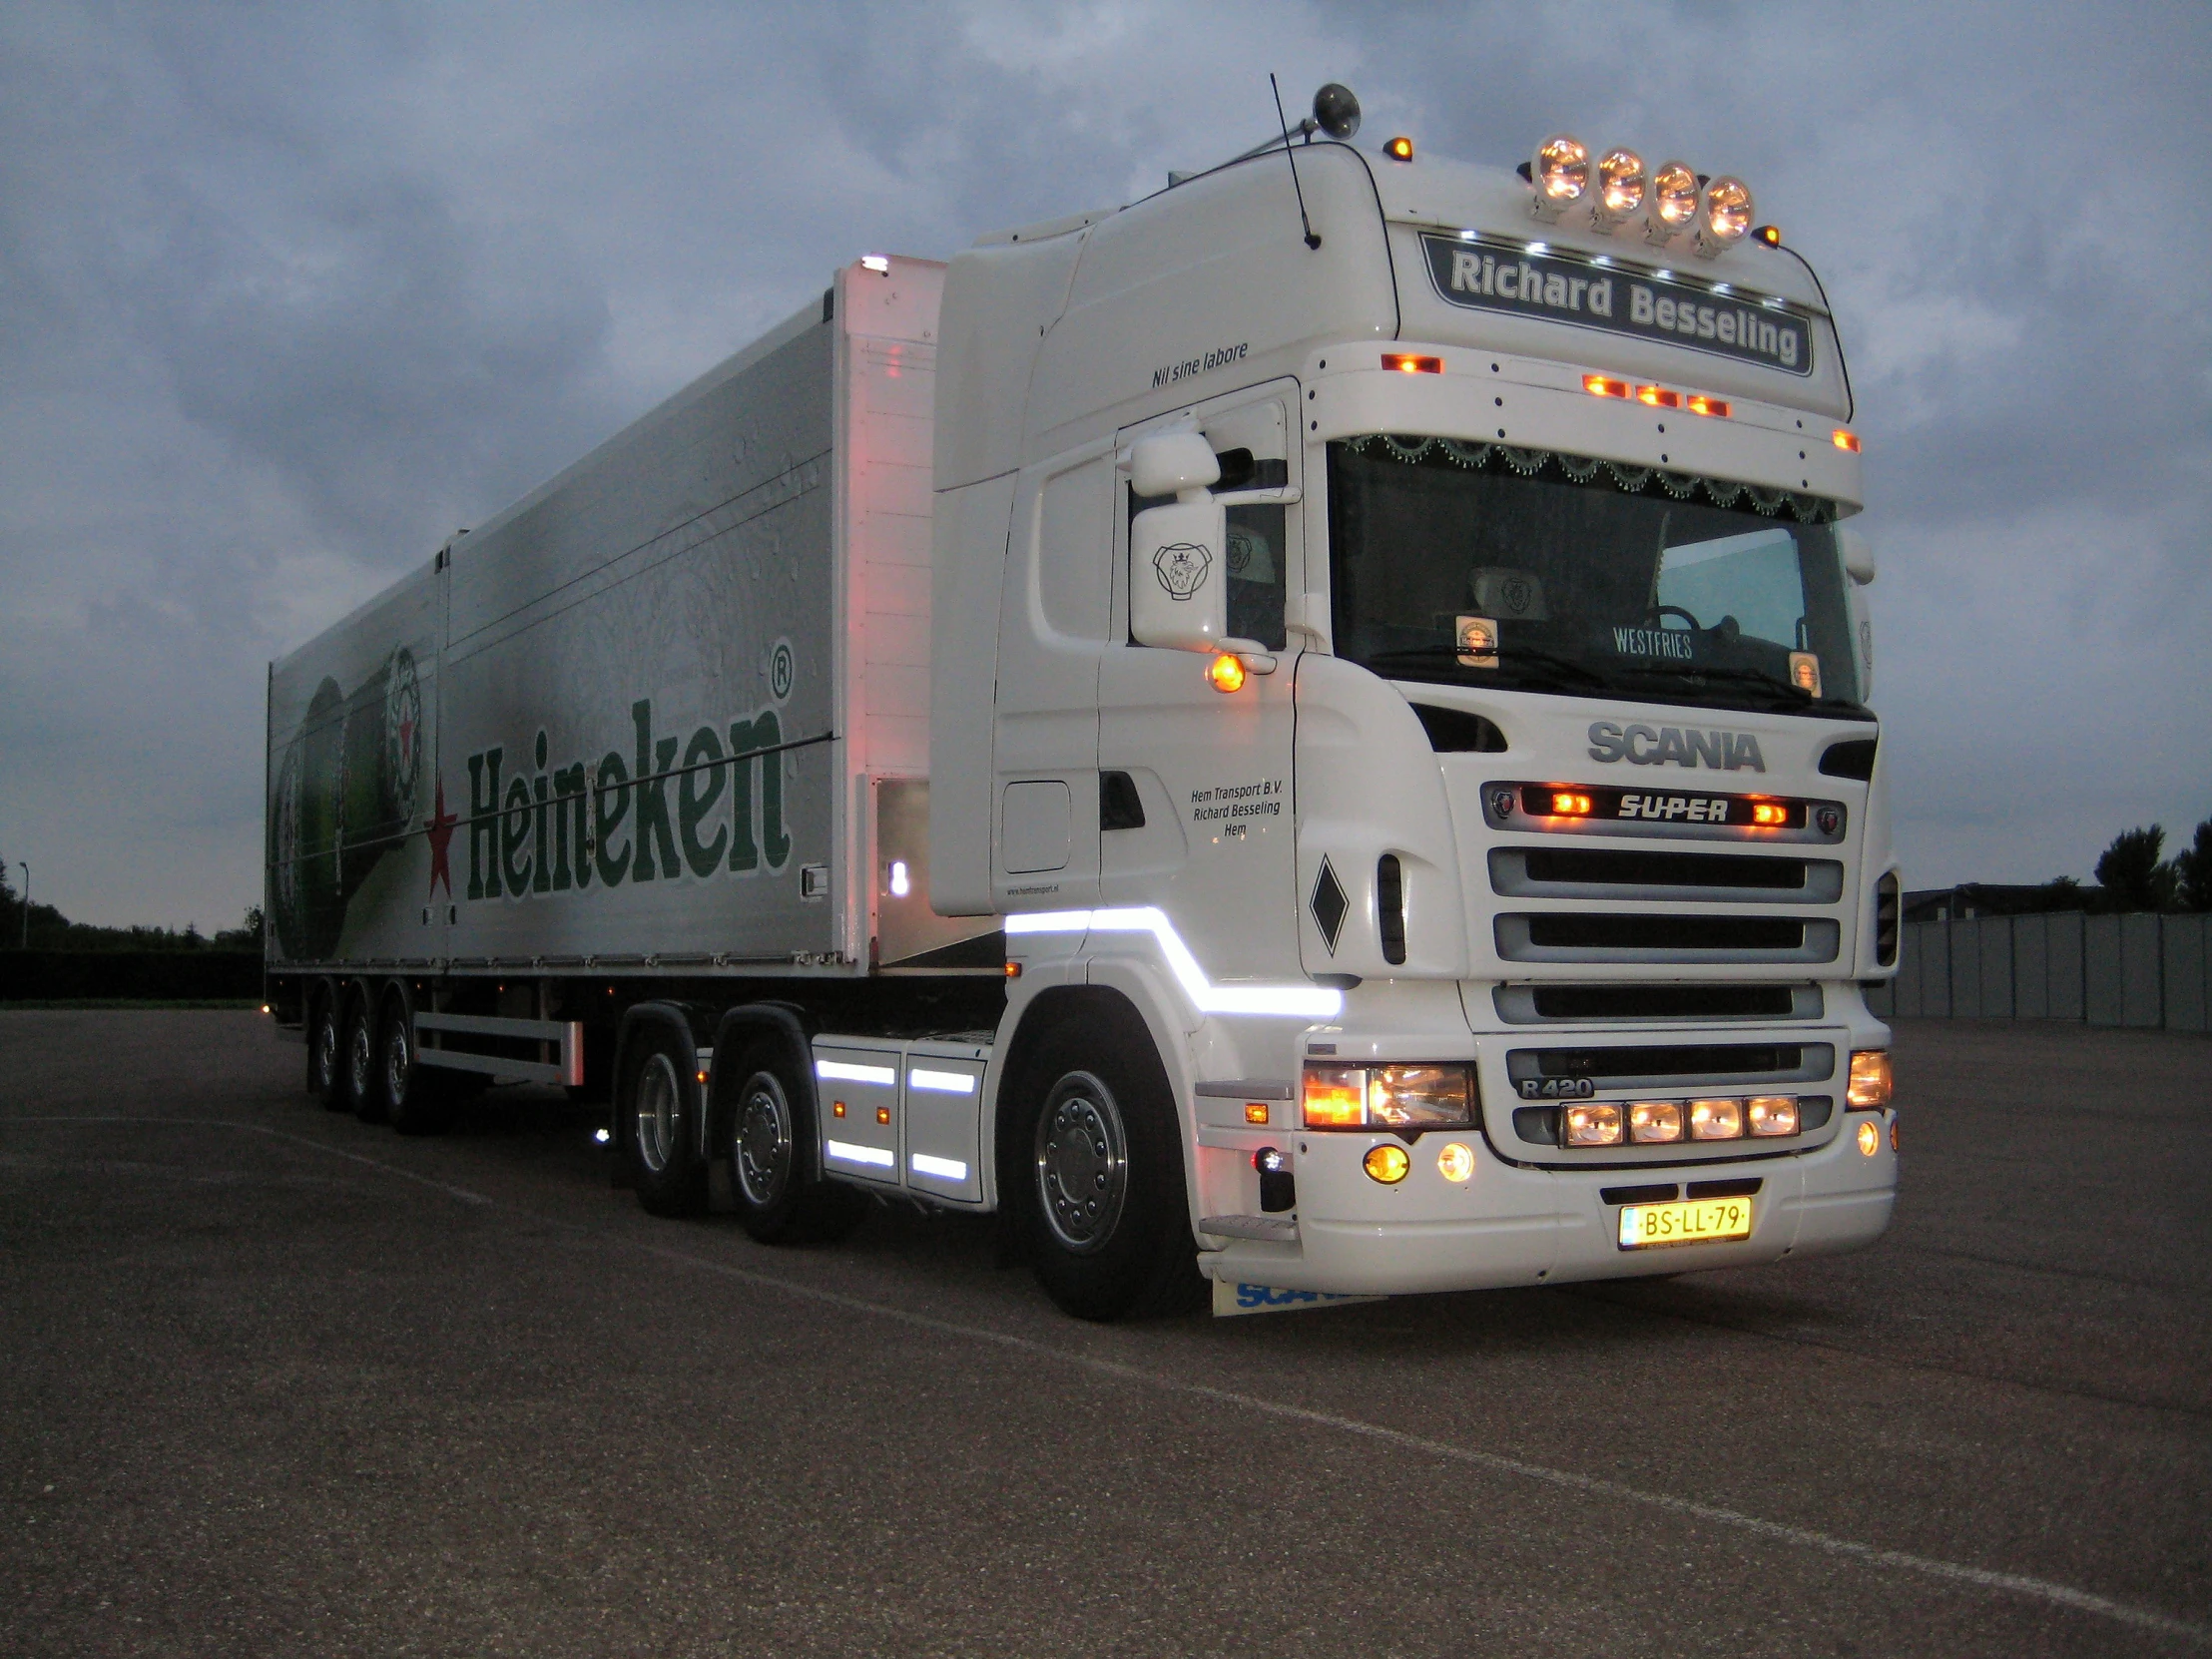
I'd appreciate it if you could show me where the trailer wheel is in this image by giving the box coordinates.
[622,1026,708,1217]
[724,1044,866,1246]
[343,996,383,1122]
[379,999,456,1137]
[307,988,342,1105]
[1023,1019,1202,1322]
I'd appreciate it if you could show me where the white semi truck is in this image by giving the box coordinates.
[266,93,1900,1320]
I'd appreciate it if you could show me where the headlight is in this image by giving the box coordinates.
[1302,1063,1477,1130]
[1746,1096,1799,1137]
[1645,161,1699,243]
[1562,1101,1624,1146]
[1594,147,1645,224]
[1689,1098,1743,1140]
[1847,1050,1894,1108]
[1531,133,1589,219]
[1697,176,1754,256]
[1627,1100,1683,1143]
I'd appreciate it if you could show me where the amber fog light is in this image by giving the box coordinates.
[1847,1050,1894,1109]
[1857,1119,1881,1156]
[1628,1101,1683,1144]
[1365,1143,1411,1184]
[1689,1098,1743,1140]
[1563,1102,1624,1147]
[1746,1096,1799,1137]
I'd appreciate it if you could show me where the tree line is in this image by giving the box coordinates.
[0,860,262,951]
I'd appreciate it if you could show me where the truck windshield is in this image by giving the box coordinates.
[1327,435,1868,718]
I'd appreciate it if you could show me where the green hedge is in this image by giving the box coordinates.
[0,950,264,1002]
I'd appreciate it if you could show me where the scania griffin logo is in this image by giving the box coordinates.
[1153,541,1212,599]
[1587,721,1766,773]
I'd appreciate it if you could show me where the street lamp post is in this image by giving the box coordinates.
[17,862,27,950]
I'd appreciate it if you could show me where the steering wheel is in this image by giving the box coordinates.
[1651,605,1702,632]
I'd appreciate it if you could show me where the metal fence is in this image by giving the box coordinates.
[1865,912,2211,1031]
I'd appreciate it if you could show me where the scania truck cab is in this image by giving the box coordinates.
[926,122,1898,1314]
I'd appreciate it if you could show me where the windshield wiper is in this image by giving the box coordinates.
[1366,645,1609,691]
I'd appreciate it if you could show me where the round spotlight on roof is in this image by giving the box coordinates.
[1530,133,1590,221]
[1697,176,1754,256]
[1644,160,1699,245]
[1313,83,1361,140]
[1592,147,1645,228]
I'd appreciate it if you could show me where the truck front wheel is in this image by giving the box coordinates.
[1023,1022,1201,1322]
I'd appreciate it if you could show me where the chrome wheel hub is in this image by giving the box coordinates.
[384,1022,409,1105]
[1035,1074,1127,1254]
[347,1019,373,1100]
[734,1074,792,1207]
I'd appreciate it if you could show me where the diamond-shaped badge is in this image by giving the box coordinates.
[1310,857,1349,955]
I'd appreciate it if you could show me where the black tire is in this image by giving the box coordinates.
[379,999,457,1137]
[722,1041,867,1245]
[1021,1013,1202,1322]
[306,987,342,1105]
[621,1024,709,1217]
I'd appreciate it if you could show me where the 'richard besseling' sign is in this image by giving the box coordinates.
[1418,233,1814,377]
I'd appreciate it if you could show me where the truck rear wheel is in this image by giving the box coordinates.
[723,1043,866,1245]
[379,999,456,1137]
[623,1026,709,1217]
[307,988,341,1105]
[341,996,378,1120]
[1023,1019,1201,1322]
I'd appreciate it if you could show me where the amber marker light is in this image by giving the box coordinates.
[1686,393,1731,417]
[877,1106,891,1125]
[1833,429,1862,453]
[1208,652,1247,693]
[1004,960,1022,978]
[1847,1050,1894,1108]
[1245,1102,1271,1125]
[1749,802,1788,827]
[1436,1142,1475,1182]
[697,1069,709,1084]
[1384,135,1414,162]
[1637,384,1680,408]
[1857,1119,1881,1156]
[1584,374,1630,398]
[1303,1067,1368,1129]
[1754,224,1782,247]
[1549,791,1595,817]
[832,1101,846,1117]
[1382,352,1443,373]
[1364,1143,1411,1184]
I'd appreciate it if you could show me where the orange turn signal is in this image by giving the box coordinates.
[1549,792,1594,817]
[1584,374,1630,398]
[1750,802,1788,827]
[1208,652,1247,693]
[1833,429,1862,453]
[1686,393,1731,417]
[1384,136,1414,162]
[1244,1102,1271,1125]
[1637,384,1680,408]
[1382,352,1443,374]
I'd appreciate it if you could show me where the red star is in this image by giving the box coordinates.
[424,778,458,898]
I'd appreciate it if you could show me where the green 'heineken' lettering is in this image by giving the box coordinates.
[461,694,797,906]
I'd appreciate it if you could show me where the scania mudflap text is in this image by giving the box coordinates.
[264,89,1899,1322]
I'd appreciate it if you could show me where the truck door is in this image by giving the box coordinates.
[1098,382,1304,1013]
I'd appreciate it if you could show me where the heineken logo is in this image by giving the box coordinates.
[455,689,798,903]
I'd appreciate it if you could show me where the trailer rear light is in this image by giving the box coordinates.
[1303,1063,1477,1129]
[1637,384,1680,408]
[1382,353,1443,373]
[1847,1050,1893,1108]
[1584,374,1631,398]
[1364,1144,1410,1184]
[1383,136,1414,162]
[1628,1100,1683,1143]
[1436,1141,1475,1182]
[1689,1098,1743,1140]
[1209,652,1247,693]
[1746,1096,1799,1137]
[1686,394,1730,417]
[1563,1102,1624,1146]
[1833,429,1862,453]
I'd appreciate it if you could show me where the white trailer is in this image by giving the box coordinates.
[268,96,1899,1319]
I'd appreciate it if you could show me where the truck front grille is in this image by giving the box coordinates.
[1493,982,1823,1024]
[1490,846,1844,904]
[1507,1041,1834,1092]
[1497,912,1841,964]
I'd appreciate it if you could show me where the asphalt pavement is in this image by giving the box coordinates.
[2,1010,2207,1657]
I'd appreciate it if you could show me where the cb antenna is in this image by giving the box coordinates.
[1269,75,1321,250]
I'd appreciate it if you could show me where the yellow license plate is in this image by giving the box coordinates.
[1618,1197,1755,1250]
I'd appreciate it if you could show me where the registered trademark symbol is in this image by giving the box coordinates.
[770,640,794,701]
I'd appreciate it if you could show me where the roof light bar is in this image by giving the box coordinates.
[1530,134,1590,221]
[1583,374,1630,398]
[1382,352,1442,373]
[1636,384,1680,408]
[1833,429,1863,453]
[1686,394,1731,417]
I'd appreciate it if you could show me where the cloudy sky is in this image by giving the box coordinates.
[3,1,2208,929]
